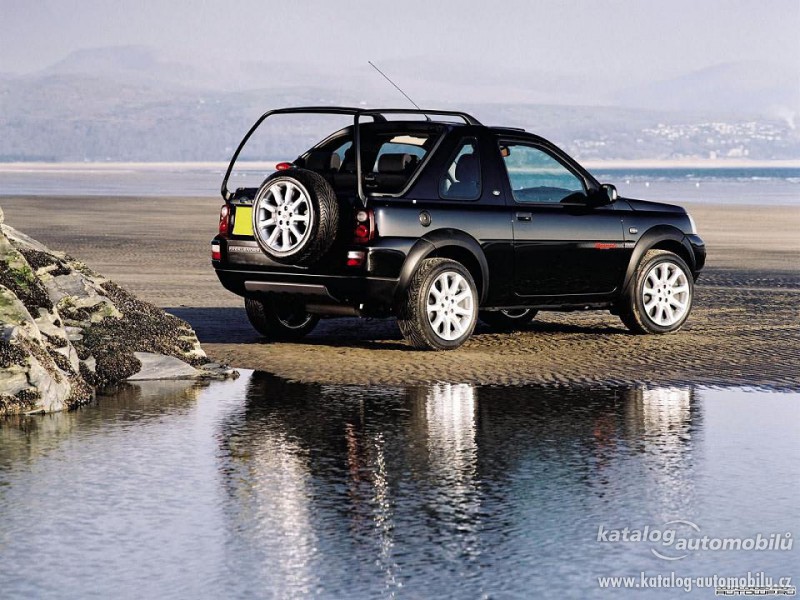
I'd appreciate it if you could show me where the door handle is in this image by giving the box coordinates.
[516,212,532,222]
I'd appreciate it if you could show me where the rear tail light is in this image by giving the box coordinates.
[211,242,221,261]
[346,250,366,267]
[353,208,376,244]
[218,204,231,237]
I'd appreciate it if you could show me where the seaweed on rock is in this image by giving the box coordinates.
[0,211,234,415]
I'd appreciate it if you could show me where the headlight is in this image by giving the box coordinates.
[687,213,698,235]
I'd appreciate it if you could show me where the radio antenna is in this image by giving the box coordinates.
[368,60,429,119]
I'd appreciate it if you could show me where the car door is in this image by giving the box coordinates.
[498,139,628,297]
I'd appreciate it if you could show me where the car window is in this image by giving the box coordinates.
[331,140,351,164]
[375,140,427,159]
[500,142,586,204]
[372,136,428,171]
[439,138,481,200]
[304,126,445,195]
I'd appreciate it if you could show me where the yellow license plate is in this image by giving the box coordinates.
[232,206,254,236]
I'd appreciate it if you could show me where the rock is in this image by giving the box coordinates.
[82,355,96,373]
[43,271,122,321]
[1,224,49,252]
[127,352,202,381]
[0,286,84,414]
[197,363,239,379]
[0,209,237,415]
[64,326,83,341]
[125,352,239,381]
[44,270,94,300]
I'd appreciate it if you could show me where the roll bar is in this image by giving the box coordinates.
[220,106,482,203]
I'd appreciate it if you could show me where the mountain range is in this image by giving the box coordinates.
[0,46,797,161]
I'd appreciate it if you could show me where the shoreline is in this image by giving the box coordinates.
[1,159,800,172]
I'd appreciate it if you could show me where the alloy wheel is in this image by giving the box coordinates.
[641,261,691,327]
[426,270,475,341]
[254,180,312,254]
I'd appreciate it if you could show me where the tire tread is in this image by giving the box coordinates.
[397,258,477,350]
[618,249,693,334]
[244,298,319,341]
[253,169,339,267]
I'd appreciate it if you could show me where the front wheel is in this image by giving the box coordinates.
[479,308,537,330]
[618,249,694,334]
[397,258,478,350]
[244,297,319,341]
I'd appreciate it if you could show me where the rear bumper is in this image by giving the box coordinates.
[213,234,407,316]
[214,265,398,317]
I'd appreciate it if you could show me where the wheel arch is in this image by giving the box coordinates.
[621,226,696,292]
[395,229,489,307]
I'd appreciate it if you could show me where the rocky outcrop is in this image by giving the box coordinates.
[0,205,235,415]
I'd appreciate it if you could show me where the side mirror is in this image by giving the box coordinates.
[600,183,618,204]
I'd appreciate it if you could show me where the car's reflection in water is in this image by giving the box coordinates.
[218,373,698,598]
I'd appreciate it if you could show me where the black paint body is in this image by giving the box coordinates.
[214,114,706,318]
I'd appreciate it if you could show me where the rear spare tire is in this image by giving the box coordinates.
[252,168,339,266]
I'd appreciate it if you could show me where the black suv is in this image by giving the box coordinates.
[212,107,706,350]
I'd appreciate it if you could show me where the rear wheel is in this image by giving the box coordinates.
[397,258,478,350]
[244,297,319,341]
[479,308,537,330]
[618,249,694,334]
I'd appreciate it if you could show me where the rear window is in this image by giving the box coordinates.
[301,125,443,195]
[373,135,428,166]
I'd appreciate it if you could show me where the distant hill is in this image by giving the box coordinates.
[615,61,800,120]
[37,46,210,91]
[0,47,797,162]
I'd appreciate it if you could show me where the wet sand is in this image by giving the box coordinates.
[3,196,799,388]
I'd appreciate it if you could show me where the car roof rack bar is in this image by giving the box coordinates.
[259,106,386,121]
[221,107,384,200]
[261,106,481,125]
[359,108,481,125]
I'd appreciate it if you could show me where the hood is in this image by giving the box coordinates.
[622,198,687,214]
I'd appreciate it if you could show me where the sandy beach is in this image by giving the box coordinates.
[3,195,798,389]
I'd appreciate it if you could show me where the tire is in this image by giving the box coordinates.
[397,258,478,350]
[244,297,319,341]
[479,308,537,330]
[618,249,694,334]
[252,168,339,266]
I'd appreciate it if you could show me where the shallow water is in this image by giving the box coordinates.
[0,374,797,599]
[0,165,798,205]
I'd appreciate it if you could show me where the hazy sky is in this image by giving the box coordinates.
[1,0,798,81]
